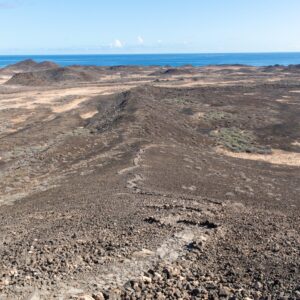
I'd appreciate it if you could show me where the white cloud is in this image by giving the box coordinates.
[137,36,144,45]
[113,39,123,48]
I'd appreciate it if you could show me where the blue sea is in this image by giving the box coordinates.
[1,53,300,68]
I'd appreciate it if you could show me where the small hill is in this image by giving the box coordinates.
[11,59,37,69]
[287,64,300,71]
[261,64,300,73]
[1,59,59,73]
[261,65,286,72]
[149,67,195,76]
[5,67,100,86]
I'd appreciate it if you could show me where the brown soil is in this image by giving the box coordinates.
[0,62,299,299]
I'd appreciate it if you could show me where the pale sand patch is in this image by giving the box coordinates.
[182,185,197,191]
[101,92,114,95]
[0,75,11,84]
[45,115,56,122]
[276,98,291,103]
[267,78,281,82]
[157,79,256,88]
[52,96,90,113]
[191,112,205,120]
[289,90,300,93]
[80,110,98,119]
[216,147,300,167]
[203,66,254,71]
[52,89,124,113]
[0,85,129,111]
[10,115,28,124]
[292,141,300,147]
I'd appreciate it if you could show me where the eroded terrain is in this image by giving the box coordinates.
[0,61,299,299]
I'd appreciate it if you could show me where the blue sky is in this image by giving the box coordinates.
[1,0,300,54]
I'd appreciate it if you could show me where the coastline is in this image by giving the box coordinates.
[1,52,300,68]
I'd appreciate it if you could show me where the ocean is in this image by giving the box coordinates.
[1,53,300,68]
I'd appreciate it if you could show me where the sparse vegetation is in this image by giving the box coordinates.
[1,61,299,299]
[204,111,235,122]
[211,127,272,153]
[166,97,192,104]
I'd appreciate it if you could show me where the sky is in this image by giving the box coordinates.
[0,0,300,54]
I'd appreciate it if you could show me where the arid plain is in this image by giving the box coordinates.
[0,60,299,299]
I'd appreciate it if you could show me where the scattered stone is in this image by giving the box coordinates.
[78,295,94,300]
[92,293,105,300]
[254,281,263,290]
[142,276,152,284]
[219,286,231,297]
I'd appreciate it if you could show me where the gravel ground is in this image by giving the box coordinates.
[0,63,299,299]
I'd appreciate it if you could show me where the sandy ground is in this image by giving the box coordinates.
[0,83,147,111]
[216,147,300,167]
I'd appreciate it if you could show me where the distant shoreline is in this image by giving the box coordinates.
[1,52,300,68]
[1,51,300,56]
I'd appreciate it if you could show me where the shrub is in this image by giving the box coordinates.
[211,127,271,154]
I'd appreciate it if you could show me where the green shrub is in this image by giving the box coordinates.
[211,127,271,154]
[204,111,235,122]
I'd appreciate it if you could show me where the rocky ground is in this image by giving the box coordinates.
[0,61,299,299]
